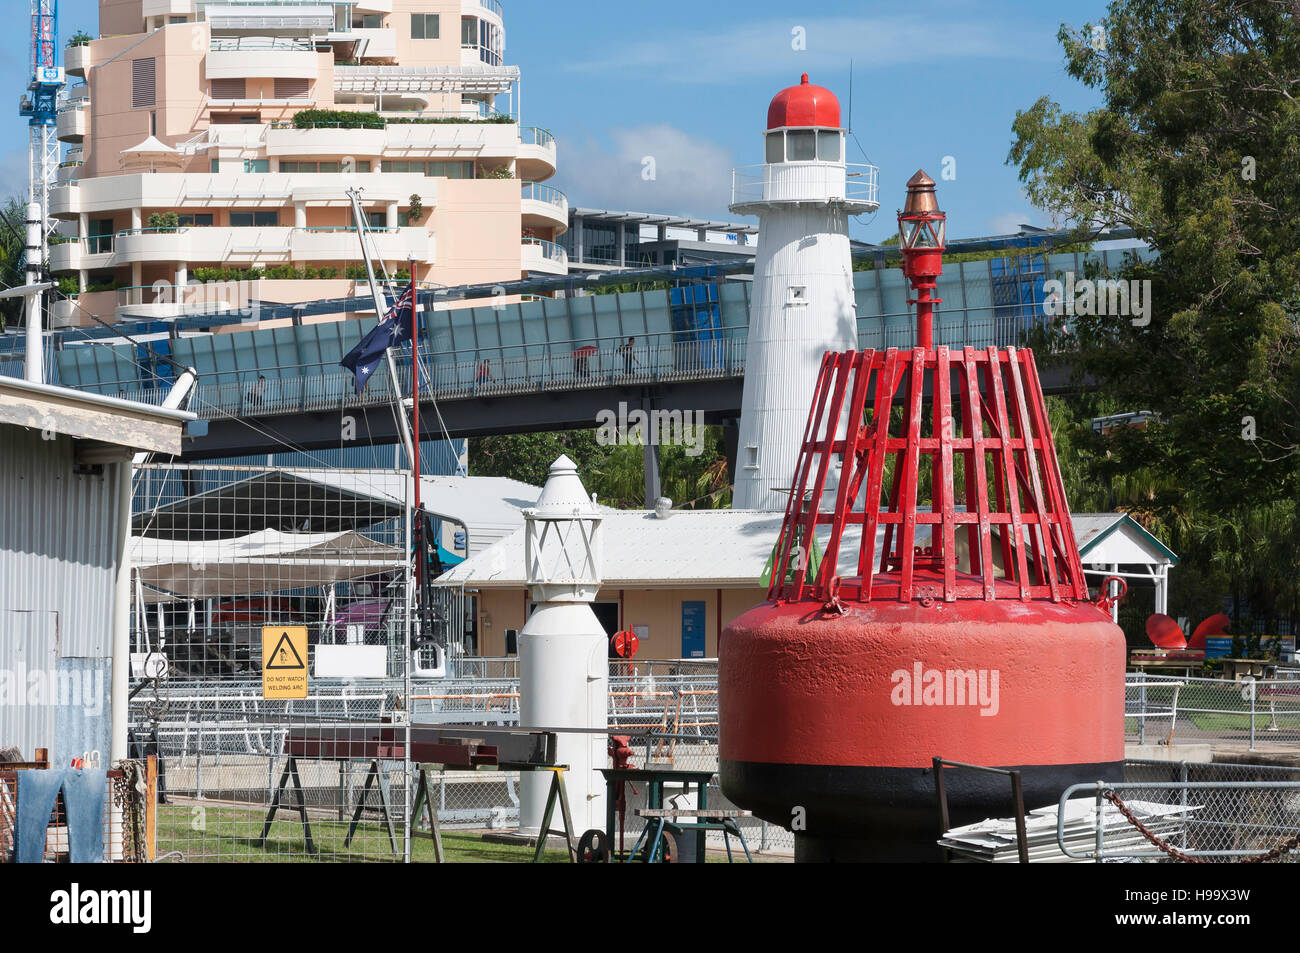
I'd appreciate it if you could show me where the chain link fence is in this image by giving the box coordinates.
[130,464,415,862]
[1054,759,1300,862]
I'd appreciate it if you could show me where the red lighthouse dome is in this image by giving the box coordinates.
[767,73,841,129]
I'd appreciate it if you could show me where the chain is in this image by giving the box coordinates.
[1103,790,1300,864]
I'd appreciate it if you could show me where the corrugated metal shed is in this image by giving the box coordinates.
[0,427,124,760]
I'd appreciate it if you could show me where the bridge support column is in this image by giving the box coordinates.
[643,439,661,508]
[722,417,740,498]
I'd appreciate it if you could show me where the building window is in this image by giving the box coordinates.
[410,13,439,39]
[177,213,214,227]
[765,131,783,164]
[786,130,815,161]
[274,78,309,100]
[88,218,114,254]
[461,17,476,45]
[244,159,269,173]
[367,211,387,229]
[362,14,382,29]
[210,77,246,100]
[210,158,220,173]
[230,211,279,227]
[131,58,156,108]
[817,130,841,161]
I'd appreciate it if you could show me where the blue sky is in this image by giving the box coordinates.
[2,0,1111,242]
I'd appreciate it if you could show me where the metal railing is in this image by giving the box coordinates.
[519,126,554,149]
[521,236,567,266]
[520,182,566,208]
[1125,672,1300,750]
[730,161,879,208]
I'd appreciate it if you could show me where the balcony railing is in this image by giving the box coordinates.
[519,126,554,149]
[521,237,567,266]
[520,182,566,207]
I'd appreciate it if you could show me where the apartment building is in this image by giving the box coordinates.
[49,0,567,328]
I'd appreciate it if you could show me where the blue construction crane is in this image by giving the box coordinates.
[19,0,63,237]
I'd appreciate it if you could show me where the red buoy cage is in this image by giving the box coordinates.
[769,344,1090,607]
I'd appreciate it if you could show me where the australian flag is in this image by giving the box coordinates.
[340,281,416,393]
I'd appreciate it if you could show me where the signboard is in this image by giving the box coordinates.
[262,626,308,699]
[1204,636,1296,660]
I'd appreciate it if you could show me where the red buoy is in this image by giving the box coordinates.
[719,174,1126,861]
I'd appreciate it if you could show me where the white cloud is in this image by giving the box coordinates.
[556,124,737,220]
[566,15,1057,84]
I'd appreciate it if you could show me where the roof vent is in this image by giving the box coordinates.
[654,497,672,519]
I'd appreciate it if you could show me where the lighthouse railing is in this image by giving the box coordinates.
[730,161,878,208]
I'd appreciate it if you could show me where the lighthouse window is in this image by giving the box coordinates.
[817,130,841,161]
[787,130,816,161]
[765,132,784,164]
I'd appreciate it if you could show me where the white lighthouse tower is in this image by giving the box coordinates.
[517,455,608,836]
[729,74,879,511]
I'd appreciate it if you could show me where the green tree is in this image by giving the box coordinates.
[1008,0,1300,627]
[0,196,32,332]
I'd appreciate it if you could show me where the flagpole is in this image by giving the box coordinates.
[410,276,422,611]
[346,187,416,469]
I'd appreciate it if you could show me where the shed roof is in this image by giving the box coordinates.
[439,509,1179,589]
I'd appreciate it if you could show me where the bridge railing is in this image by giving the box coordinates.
[93,329,747,419]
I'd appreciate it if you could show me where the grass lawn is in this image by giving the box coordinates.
[1132,682,1300,733]
[155,804,778,863]
[155,804,569,863]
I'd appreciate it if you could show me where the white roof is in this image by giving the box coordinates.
[132,529,403,600]
[283,469,613,557]
[439,510,786,589]
[438,509,1177,589]
[1073,512,1178,567]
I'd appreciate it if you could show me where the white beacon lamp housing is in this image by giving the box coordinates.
[517,455,608,835]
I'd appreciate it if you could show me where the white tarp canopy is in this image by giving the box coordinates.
[131,529,404,600]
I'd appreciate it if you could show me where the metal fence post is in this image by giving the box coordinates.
[1250,679,1257,751]
[1138,681,1147,745]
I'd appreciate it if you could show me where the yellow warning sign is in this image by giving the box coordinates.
[262,626,308,699]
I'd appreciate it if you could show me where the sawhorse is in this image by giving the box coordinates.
[257,756,400,858]
[411,763,576,863]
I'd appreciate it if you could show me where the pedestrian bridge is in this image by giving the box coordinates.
[5,247,1146,457]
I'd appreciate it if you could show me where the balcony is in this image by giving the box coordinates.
[265,125,386,157]
[49,240,84,272]
[56,106,86,143]
[516,127,556,181]
[520,182,567,232]
[50,182,80,216]
[65,43,92,78]
[115,228,194,264]
[329,28,397,59]
[333,64,519,97]
[142,0,193,17]
[521,237,567,276]
[465,0,504,21]
[290,226,434,263]
[50,297,80,328]
[207,39,320,80]
[56,162,83,183]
